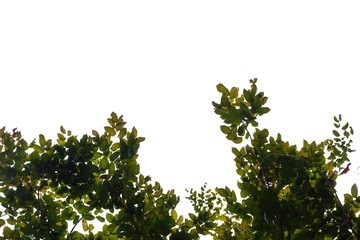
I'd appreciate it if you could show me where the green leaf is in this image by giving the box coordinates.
[177,215,184,225]
[189,213,197,221]
[106,213,113,222]
[352,184,358,198]
[259,129,269,138]
[216,83,229,94]
[33,144,44,153]
[83,214,95,220]
[60,125,66,134]
[96,216,105,222]
[333,130,340,137]
[226,133,236,140]
[243,89,252,103]
[3,226,12,238]
[220,125,231,134]
[0,219,5,227]
[39,134,46,147]
[58,133,66,141]
[342,122,349,130]
[104,126,116,136]
[344,193,353,203]
[92,129,99,137]
[237,125,246,136]
[233,137,243,144]
[171,209,178,220]
[82,219,89,231]
[6,218,16,225]
[230,87,239,98]
[258,107,270,115]
[232,148,241,157]
[100,157,109,170]
[217,188,227,197]
[111,142,120,151]
[350,127,354,135]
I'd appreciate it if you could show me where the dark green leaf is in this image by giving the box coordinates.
[83,214,95,220]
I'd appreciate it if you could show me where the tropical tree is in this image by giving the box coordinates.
[186,79,360,239]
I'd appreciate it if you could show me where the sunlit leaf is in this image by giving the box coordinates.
[230,87,239,98]
[39,134,46,147]
[33,144,44,153]
[216,83,229,94]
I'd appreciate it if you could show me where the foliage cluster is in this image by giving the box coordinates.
[0,79,359,239]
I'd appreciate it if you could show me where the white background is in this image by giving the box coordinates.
[1,0,360,235]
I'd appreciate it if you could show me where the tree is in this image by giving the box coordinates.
[0,113,187,239]
[187,79,360,239]
[1,79,359,239]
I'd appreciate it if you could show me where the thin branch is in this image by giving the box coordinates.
[69,216,83,240]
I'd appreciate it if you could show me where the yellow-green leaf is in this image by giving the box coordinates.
[3,226,12,238]
[39,134,46,147]
[33,144,44,153]
[216,83,229,94]
[171,209,177,221]
[104,126,116,136]
[352,184,358,198]
[82,219,88,231]
[230,87,239,98]
[100,158,108,170]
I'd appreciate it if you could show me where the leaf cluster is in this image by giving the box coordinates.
[187,79,359,239]
[0,80,359,240]
[0,113,183,239]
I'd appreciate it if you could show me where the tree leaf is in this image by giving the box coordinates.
[83,214,95,220]
[171,209,178,220]
[352,184,358,198]
[106,213,113,222]
[82,219,89,231]
[33,144,44,153]
[100,157,109,170]
[216,83,229,94]
[60,125,66,134]
[104,126,116,136]
[230,87,239,98]
[220,125,231,134]
[333,130,340,137]
[258,107,270,115]
[39,134,46,147]
[3,226,12,238]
